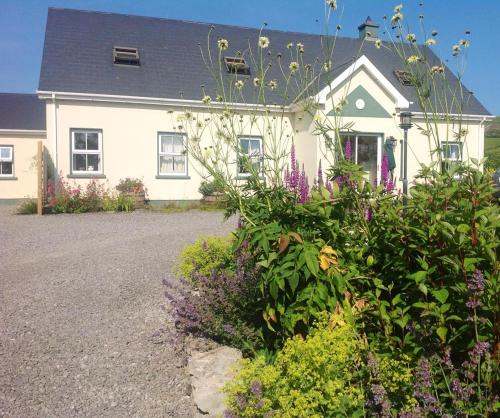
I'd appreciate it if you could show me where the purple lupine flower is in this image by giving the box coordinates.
[345,138,352,160]
[386,178,395,193]
[469,341,490,364]
[381,153,389,185]
[284,165,290,188]
[298,166,309,203]
[317,159,324,186]
[224,410,237,418]
[255,399,264,409]
[365,208,373,222]
[289,143,299,191]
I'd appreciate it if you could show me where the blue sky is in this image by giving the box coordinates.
[1,0,499,114]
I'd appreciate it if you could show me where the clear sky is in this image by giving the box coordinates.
[1,0,499,115]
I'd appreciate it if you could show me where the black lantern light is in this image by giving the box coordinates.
[399,112,413,199]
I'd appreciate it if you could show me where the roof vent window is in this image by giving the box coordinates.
[394,70,414,86]
[113,47,140,66]
[224,57,250,75]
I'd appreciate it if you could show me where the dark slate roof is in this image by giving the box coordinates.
[0,93,46,130]
[39,8,490,116]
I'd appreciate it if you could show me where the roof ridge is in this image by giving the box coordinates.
[47,7,356,41]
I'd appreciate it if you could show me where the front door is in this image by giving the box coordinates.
[341,133,382,184]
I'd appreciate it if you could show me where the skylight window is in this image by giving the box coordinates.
[224,57,250,75]
[113,47,140,66]
[394,70,414,86]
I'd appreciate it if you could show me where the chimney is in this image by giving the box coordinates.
[358,16,379,41]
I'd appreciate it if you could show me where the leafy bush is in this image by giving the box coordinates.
[176,235,233,282]
[199,179,224,197]
[16,198,37,214]
[166,243,264,354]
[116,177,145,194]
[224,308,417,418]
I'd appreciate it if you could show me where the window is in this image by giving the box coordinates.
[224,56,250,75]
[238,137,262,176]
[71,130,102,174]
[113,46,140,66]
[441,142,461,172]
[0,146,13,176]
[158,133,187,176]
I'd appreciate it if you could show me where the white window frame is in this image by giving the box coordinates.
[71,130,103,175]
[441,142,462,162]
[0,145,14,177]
[238,136,263,177]
[158,133,188,176]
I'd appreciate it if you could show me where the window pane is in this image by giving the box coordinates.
[160,155,173,173]
[87,154,100,172]
[442,144,460,160]
[249,139,260,155]
[239,139,249,154]
[73,154,87,171]
[0,147,12,160]
[0,162,13,175]
[87,133,99,150]
[161,136,174,153]
[172,136,184,153]
[173,156,186,173]
[74,133,86,150]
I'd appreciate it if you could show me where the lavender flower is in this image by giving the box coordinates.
[467,269,485,292]
[365,208,373,222]
[413,357,441,414]
[381,153,389,185]
[236,394,247,409]
[250,380,263,397]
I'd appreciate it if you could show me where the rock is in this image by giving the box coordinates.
[188,346,242,416]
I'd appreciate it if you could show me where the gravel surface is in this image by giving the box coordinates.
[0,206,235,418]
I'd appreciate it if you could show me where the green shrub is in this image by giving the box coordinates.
[176,235,232,282]
[16,198,37,214]
[116,177,145,193]
[198,179,224,197]
[225,308,416,417]
[102,194,135,212]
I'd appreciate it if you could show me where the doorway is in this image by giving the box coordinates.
[341,133,382,184]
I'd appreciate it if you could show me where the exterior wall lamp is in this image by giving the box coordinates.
[399,111,413,197]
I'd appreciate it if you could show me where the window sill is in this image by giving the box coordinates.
[155,175,191,180]
[0,176,17,181]
[236,175,265,181]
[68,174,106,179]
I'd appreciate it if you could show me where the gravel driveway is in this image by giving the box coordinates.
[0,206,235,418]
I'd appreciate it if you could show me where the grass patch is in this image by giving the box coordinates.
[16,198,38,215]
[485,136,500,170]
[150,200,226,213]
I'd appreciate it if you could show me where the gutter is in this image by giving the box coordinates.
[411,112,494,122]
[0,129,46,136]
[37,90,291,114]
[52,93,58,176]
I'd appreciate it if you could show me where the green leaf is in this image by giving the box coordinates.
[456,224,469,233]
[431,288,449,304]
[418,282,428,296]
[436,326,447,343]
[288,272,299,294]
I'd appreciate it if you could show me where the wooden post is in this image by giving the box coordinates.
[37,141,43,215]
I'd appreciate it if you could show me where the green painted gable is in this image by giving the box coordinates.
[328,85,391,118]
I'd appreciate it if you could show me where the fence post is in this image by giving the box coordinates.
[37,141,43,215]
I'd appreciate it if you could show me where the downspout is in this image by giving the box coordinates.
[52,93,58,176]
[479,117,486,171]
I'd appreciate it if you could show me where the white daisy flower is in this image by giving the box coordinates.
[452,44,460,56]
[253,77,261,87]
[286,42,294,49]
[326,0,337,10]
[202,95,211,104]
[268,80,277,91]
[407,55,421,64]
[459,39,470,48]
[391,12,403,24]
[296,42,304,53]
[406,33,416,43]
[375,39,382,49]
[258,36,270,49]
[217,39,229,50]
[289,61,299,73]
[394,4,403,12]
[235,80,245,89]
[425,38,436,46]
